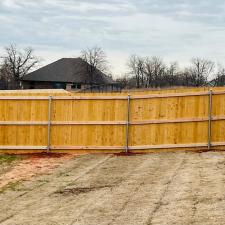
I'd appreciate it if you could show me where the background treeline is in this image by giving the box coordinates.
[1,44,225,90]
[117,55,225,89]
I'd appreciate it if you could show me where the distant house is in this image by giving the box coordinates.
[22,58,119,91]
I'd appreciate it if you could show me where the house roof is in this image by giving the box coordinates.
[22,58,115,84]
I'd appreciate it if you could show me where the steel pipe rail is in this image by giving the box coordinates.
[47,96,52,153]
[208,90,213,150]
[125,95,131,153]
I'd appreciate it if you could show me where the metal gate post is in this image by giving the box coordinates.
[125,95,131,153]
[47,96,53,153]
[208,89,213,150]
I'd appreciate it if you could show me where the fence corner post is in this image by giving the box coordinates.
[208,89,213,150]
[47,96,53,153]
[125,94,131,153]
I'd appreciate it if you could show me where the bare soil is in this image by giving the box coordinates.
[0,153,73,189]
[0,152,225,225]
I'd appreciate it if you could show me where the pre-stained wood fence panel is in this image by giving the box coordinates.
[51,99,127,121]
[0,126,47,146]
[129,94,209,147]
[0,100,49,121]
[1,87,225,153]
[50,125,126,147]
[0,99,48,148]
[129,122,208,146]
[50,98,127,148]
[213,94,225,116]
[212,121,225,142]
[130,96,209,121]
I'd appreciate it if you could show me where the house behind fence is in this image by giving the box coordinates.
[22,58,120,92]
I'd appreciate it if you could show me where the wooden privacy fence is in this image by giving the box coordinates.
[1,88,225,153]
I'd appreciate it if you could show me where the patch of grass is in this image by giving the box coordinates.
[0,154,21,165]
[0,181,22,193]
[37,178,50,184]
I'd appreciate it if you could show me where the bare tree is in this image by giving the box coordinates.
[188,58,215,86]
[127,55,146,88]
[120,55,217,89]
[116,74,130,89]
[144,56,165,88]
[213,66,225,86]
[127,55,139,88]
[178,69,192,87]
[144,57,154,87]
[166,62,179,86]
[81,47,109,84]
[1,44,39,89]
[0,63,14,89]
[127,55,170,88]
[151,57,166,87]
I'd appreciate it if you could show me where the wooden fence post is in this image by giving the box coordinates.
[47,96,53,153]
[125,95,131,153]
[208,89,213,150]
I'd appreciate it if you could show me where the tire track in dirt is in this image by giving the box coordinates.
[188,154,203,225]
[0,155,112,225]
[53,155,147,225]
[1,152,225,225]
[105,162,165,225]
[107,154,186,225]
[189,152,225,225]
[7,154,144,225]
[70,153,186,225]
[145,155,186,225]
[0,154,109,201]
[59,155,113,190]
[69,156,149,225]
[147,152,225,225]
[145,153,202,225]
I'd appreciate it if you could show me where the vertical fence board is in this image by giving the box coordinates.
[0,88,225,152]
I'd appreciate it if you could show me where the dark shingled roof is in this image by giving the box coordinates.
[22,58,115,84]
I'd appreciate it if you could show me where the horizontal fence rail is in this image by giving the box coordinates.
[1,90,225,100]
[1,89,225,153]
[2,116,225,126]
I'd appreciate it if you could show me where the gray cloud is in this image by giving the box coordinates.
[0,0,225,75]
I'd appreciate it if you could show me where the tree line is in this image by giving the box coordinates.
[117,55,225,89]
[1,44,225,90]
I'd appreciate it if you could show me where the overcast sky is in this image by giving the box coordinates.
[0,0,225,76]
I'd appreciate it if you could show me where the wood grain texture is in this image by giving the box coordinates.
[0,87,225,153]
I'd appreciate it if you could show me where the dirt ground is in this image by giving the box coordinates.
[1,152,225,225]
